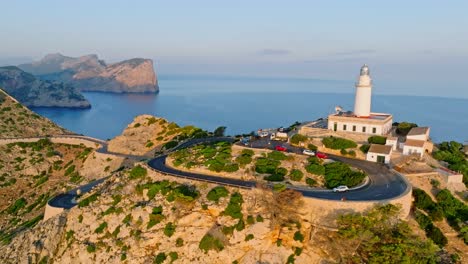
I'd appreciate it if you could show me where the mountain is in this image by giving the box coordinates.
[0,88,69,137]
[19,53,159,93]
[0,67,90,109]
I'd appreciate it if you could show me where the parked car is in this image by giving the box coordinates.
[259,131,269,137]
[333,185,349,192]
[316,152,328,159]
[275,145,287,152]
[240,137,250,146]
[270,132,288,141]
[302,149,316,156]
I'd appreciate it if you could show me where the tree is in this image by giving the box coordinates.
[396,122,418,135]
[214,126,226,137]
[336,204,438,263]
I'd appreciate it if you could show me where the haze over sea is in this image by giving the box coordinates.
[33,75,468,143]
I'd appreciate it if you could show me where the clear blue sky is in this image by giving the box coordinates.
[1,0,468,97]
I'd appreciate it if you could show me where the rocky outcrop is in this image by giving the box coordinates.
[0,67,90,108]
[19,53,159,93]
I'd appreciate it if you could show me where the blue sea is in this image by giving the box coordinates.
[33,75,468,143]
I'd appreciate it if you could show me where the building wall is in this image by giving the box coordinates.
[366,152,391,164]
[327,118,392,136]
[402,145,424,157]
[386,139,398,150]
[407,134,427,141]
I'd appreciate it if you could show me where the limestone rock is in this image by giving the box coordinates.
[19,53,158,93]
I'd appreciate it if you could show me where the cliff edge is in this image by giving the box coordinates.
[19,54,159,93]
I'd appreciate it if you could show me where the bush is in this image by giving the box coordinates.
[78,193,99,207]
[293,231,304,242]
[289,169,304,181]
[176,238,184,247]
[245,234,254,241]
[267,151,288,161]
[199,234,224,253]
[305,177,317,186]
[223,163,239,172]
[169,252,178,262]
[305,164,325,175]
[307,144,318,151]
[264,174,285,182]
[223,192,243,219]
[413,189,435,210]
[154,252,167,264]
[6,198,27,214]
[255,158,281,174]
[273,183,287,192]
[129,165,147,179]
[256,215,264,222]
[414,210,448,247]
[322,136,357,150]
[207,186,229,203]
[368,136,387,145]
[324,162,366,188]
[360,144,371,153]
[340,149,347,155]
[348,150,356,157]
[163,141,178,150]
[290,134,307,145]
[396,122,418,135]
[94,222,108,234]
[86,244,96,253]
[164,222,176,237]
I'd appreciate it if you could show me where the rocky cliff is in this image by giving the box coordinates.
[0,67,90,108]
[19,53,159,93]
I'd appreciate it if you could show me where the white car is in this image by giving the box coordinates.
[259,131,269,137]
[333,185,349,192]
[302,149,316,156]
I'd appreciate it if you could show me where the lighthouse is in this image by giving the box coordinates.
[353,64,372,117]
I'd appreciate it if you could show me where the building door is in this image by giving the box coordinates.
[333,123,337,131]
[377,155,385,163]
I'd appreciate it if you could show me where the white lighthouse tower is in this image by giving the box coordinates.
[353,64,372,117]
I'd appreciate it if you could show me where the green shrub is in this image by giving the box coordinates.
[289,169,304,181]
[247,215,255,225]
[360,144,370,153]
[268,151,288,161]
[324,162,366,188]
[78,193,99,207]
[256,215,264,222]
[169,252,178,262]
[154,252,167,264]
[255,157,281,174]
[368,136,387,145]
[245,234,254,241]
[176,238,184,247]
[87,244,96,253]
[396,122,418,135]
[414,210,447,247]
[94,222,108,234]
[199,234,224,253]
[305,164,325,175]
[164,222,176,237]
[322,136,357,149]
[340,149,348,155]
[129,165,147,179]
[7,198,27,214]
[290,134,307,145]
[305,177,317,186]
[235,219,245,231]
[348,150,356,157]
[207,186,229,203]
[223,163,239,172]
[146,141,154,148]
[163,141,178,150]
[264,174,285,181]
[413,189,435,210]
[223,192,243,219]
[307,144,318,151]
[273,183,287,192]
[293,231,304,242]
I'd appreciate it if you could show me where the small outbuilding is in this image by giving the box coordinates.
[402,139,426,158]
[385,136,398,150]
[366,144,393,164]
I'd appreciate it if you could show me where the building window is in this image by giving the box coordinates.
[352,125,356,132]
[372,127,377,134]
[333,122,337,131]
[343,124,347,131]
[362,127,366,133]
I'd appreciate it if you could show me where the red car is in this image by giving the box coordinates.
[316,152,328,159]
[275,145,287,152]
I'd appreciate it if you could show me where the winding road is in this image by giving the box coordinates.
[2,134,409,211]
[147,137,409,201]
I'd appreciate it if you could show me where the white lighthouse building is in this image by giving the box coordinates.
[354,64,372,117]
[327,64,393,135]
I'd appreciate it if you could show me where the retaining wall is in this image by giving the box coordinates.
[43,204,64,221]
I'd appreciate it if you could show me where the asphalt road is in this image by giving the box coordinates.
[148,137,409,201]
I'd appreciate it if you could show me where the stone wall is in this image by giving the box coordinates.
[44,204,65,221]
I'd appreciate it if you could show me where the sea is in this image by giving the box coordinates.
[33,75,468,143]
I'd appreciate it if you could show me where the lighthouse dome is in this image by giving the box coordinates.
[360,64,370,76]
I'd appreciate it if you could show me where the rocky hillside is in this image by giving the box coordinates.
[0,139,106,245]
[0,165,445,263]
[0,89,68,137]
[108,115,207,156]
[19,53,159,93]
[0,67,90,108]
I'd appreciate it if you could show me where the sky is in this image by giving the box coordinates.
[1,0,468,97]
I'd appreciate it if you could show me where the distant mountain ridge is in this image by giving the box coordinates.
[19,53,159,93]
[0,66,90,108]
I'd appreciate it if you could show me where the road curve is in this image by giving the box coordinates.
[147,137,410,201]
